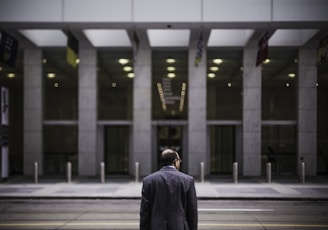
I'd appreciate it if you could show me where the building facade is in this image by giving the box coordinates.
[0,0,328,179]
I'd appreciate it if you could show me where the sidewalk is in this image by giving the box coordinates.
[0,176,327,200]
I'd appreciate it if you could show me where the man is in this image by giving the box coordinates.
[140,149,198,230]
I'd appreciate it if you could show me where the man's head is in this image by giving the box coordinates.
[161,148,182,170]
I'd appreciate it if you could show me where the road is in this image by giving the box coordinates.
[0,199,327,229]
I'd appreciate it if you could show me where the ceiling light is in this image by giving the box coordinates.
[167,73,176,78]
[213,59,223,65]
[54,82,59,88]
[264,59,270,64]
[0,66,2,71]
[286,83,290,87]
[210,66,219,72]
[228,82,232,87]
[123,66,133,72]
[288,73,296,78]
[7,73,15,78]
[316,83,319,87]
[42,59,47,64]
[47,73,56,78]
[118,59,129,65]
[127,73,135,78]
[75,59,80,64]
[166,58,176,64]
[207,73,216,78]
[167,66,176,71]
[112,82,117,88]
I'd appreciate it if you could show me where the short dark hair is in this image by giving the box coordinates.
[161,149,178,166]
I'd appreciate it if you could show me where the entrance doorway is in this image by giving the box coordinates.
[156,125,184,170]
[209,126,236,174]
[104,126,129,174]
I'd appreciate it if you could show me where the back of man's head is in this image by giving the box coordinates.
[161,149,177,166]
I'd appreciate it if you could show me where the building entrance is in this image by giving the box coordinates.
[104,126,129,174]
[209,126,236,174]
[155,125,184,171]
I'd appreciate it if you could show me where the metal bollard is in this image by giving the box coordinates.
[300,162,305,184]
[67,161,72,183]
[135,162,140,183]
[266,162,272,183]
[233,162,238,183]
[34,162,38,184]
[100,162,105,184]
[200,162,205,183]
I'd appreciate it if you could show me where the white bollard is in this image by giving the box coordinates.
[233,162,238,183]
[300,162,305,184]
[34,162,38,184]
[200,162,205,183]
[266,162,272,183]
[135,162,140,183]
[100,162,105,184]
[67,161,72,183]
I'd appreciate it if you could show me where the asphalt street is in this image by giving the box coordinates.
[0,199,327,229]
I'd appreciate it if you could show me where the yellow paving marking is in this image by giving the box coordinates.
[0,222,328,228]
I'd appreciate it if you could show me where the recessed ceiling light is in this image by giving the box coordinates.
[207,73,216,78]
[127,73,135,78]
[167,66,176,71]
[123,66,133,72]
[167,73,176,78]
[7,73,15,78]
[118,59,129,65]
[47,73,56,78]
[288,73,296,78]
[210,66,219,72]
[112,82,117,88]
[166,58,176,64]
[213,59,223,65]
[228,82,232,87]
[264,59,270,64]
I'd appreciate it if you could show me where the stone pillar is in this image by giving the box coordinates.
[242,48,262,176]
[23,48,43,175]
[188,34,207,177]
[78,49,97,176]
[297,49,317,175]
[132,44,152,177]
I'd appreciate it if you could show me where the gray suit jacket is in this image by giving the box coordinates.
[140,167,198,230]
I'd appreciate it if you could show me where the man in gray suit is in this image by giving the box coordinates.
[140,149,198,230]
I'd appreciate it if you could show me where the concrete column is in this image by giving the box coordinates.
[132,44,151,177]
[23,48,43,175]
[297,49,317,176]
[242,48,262,176]
[188,33,207,177]
[78,49,97,176]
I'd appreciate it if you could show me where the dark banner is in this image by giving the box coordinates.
[256,32,269,66]
[0,31,19,68]
[317,35,328,66]
[66,31,79,68]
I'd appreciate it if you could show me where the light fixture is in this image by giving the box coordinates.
[286,83,290,87]
[119,59,129,65]
[210,66,219,72]
[47,73,56,78]
[316,83,319,87]
[7,73,15,78]
[0,66,2,71]
[123,66,133,72]
[264,59,270,64]
[166,58,176,64]
[207,73,216,78]
[127,73,135,78]
[112,82,117,88]
[213,59,223,65]
[228,82,232,87]
[42,59,47,64]
[288,73,296,78]
[75,59,80,64]
[54,82,59,88]
[167,73,176,78]
[167,66,176,71]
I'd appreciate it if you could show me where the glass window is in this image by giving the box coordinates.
[207,50,242,120]
[317,62,328,174]
[0,51,23,174]
[98,51,133,120]
[43,49,78,120]
[261,125,297,175]
[43,125,78,175]
[152,51,188,120]
[262,49,297,120]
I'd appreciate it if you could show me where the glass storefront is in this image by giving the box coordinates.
[43,49,78,175]
[207,50,242,174]
[317,62,328,174]
[261,48,297,175]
